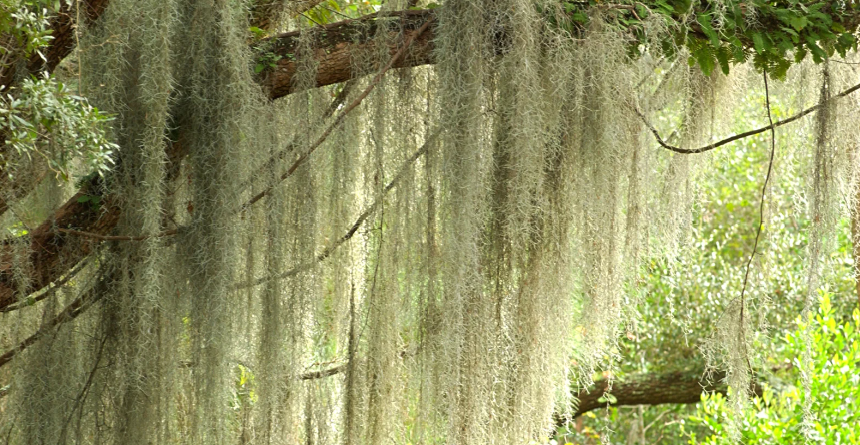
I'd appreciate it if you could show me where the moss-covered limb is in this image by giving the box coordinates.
[640,80,860,154]
[0,13,431,311]
[7,2,860,318]
[0,268,108,368]
[566,369,764,419]
[262,0,860,96]
[5,0,860,97]
[0,175,118,312]
[265,9,437,98]
[0,256,91,313]
[247,18,433,208]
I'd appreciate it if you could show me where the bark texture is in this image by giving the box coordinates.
[569,369,764,419]
[264,10,436,98]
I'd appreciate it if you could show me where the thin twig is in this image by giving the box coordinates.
[0,278,106,368]
[639,81,860,154]
[235,127,440,290]
[737,72,778,379]
[241,18,434,211]
[300,11,324,26]
[56,228,178,241]
[300,364,346,380]
[239,79,357,194]
[1,256,92,313]
[321,5,353,20]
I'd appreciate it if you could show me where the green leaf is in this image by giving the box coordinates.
[605,393,618,404]
[795,46,808,63]
[716,47,730,75]
[789,15,807,31]
[780,26,799,39]
[694,48,716,75]
[254,63,265,74]
[771,58,791,79]
[806,37,827,62]
[697,14,720,47]
[752,32,766,54]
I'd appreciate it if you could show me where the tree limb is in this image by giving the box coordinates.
[243,17,434,209]
[263,10,437,99]
[639,80,860,154]
[565,368,770,421]
[0,10,436,313]
[0,176,118,312]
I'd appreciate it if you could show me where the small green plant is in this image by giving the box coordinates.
[253,49,284,74]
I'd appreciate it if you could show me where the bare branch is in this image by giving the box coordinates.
[235,127,439,290]
[639,81,860,154]
[0,274,106,368]
[56,228,178,242]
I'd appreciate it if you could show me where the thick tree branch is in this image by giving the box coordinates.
[244,18,433,209]
[567,369,765,419]
[264,10,437,99]
[0,176,118,312]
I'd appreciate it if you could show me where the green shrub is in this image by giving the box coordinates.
[686,295,860,444]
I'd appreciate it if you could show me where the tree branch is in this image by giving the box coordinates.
[263,10,437,99]
[566,368,765,420]
[56,227,178,242]
[243,18,433,209]
[0,271,106,368]
[0,176,119,312]
[236,127,439,289]
[0,10,435,312]
[0,255,91,313]
[639,80,860,154]
[0,0,110,91]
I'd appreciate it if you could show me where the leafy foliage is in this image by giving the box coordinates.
[559,0,860,78]
[1,0,116,181]
[0,75,116,180]
[686,295,860,443]
[0,0,54,65]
